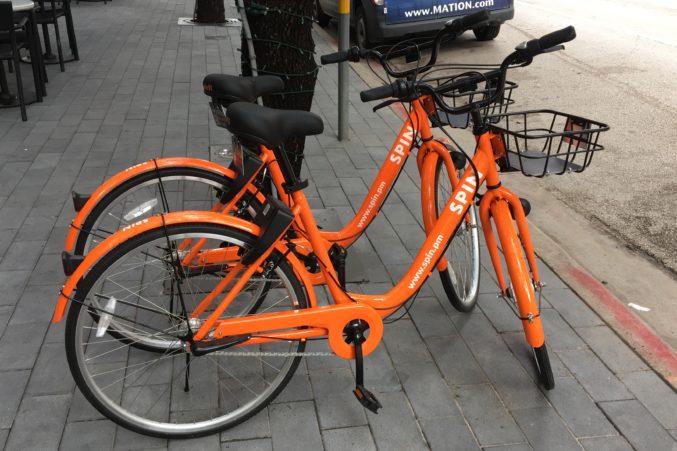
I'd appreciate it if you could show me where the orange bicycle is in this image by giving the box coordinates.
[53,24,608,438]
[61,12,506,313]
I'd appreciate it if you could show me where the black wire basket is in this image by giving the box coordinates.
[487,109,609,177]
[421,65,517,129]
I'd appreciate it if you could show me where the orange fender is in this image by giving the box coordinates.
[54,211,261,322]
[64,158,237,253]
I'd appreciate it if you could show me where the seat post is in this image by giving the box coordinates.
[274,144,308,193]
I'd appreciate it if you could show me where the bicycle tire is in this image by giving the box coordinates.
[533,344,555,390]
[65,222,309,438]
[433,155,481,312]
[74,166,262,255]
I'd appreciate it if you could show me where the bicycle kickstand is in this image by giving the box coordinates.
[346,321,382,414]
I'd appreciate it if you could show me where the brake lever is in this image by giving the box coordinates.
[373,99,399,112]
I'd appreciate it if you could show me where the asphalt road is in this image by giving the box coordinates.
[323,0,677,275]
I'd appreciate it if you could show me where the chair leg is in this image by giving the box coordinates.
[53,20,65,72]
[13,54,27,121]
[64,1,79,60]
[41,23,54,58]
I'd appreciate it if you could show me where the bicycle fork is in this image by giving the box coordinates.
[479,187,545,348]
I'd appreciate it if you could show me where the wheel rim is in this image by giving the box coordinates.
[71,229,305,435]
[436,161,480,306]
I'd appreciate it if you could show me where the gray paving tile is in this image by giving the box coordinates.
[114,426,168,450]
[309,367,368,429]
[599,400,676,451]
[0,240,46,271]
[469,338,550,410]
[556,348,632,402]
[544,376,616,438]
[9,284,59,325]
[0,429,7,450]
[269,401,322,451]
[538,309,586,351]
[169,434,221,451]
[4,394,70,451]
[580,436,632,451]
[0,322,49,370]
[0,370,30,429]
[26,343,74,395]
[419,415,480,451]
[575,325,648,374]
[542,288,603,327]
[619,370,677,429]
[60,419,116,451]
[397,361,458,419]
[366,391,428,451]
[220,409,270,442]
[408,296,457,339]
[322,426,377,451]
[0,270,31,307]
[382,318,433,366]
[221,438,272,451]
[511,406,580,451]
[426,335,488,386]
[455,384,525,447]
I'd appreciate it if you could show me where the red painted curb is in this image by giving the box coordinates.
[568,266,677,375]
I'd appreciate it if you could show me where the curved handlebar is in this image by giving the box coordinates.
[320,9,490,79]
[359,26,577,121]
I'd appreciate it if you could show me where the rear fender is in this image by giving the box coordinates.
[64,158,239,253]
[54,211,262,323]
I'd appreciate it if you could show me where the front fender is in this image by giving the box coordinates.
[64,158,237,254]
[54,211,262,323]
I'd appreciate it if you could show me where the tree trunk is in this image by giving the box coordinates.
[240,0,318,178]
[194,0,225,24]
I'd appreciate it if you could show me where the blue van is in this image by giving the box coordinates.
[317,0,514,48]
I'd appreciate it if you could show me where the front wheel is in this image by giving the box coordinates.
[533,344,555,390]
[65,222,309,438]
[433,154,481,312]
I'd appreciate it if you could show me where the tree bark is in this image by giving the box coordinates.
[240,0,318,178]
[194,0,225,24]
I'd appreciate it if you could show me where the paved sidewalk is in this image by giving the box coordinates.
[0,0,676,450]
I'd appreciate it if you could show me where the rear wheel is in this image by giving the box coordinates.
[473,24,501,41]
[433,154,480,312]
[66,223,308,437]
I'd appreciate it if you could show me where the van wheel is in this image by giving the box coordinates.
[316,1,331,27]
[356,7,372,49]
[473,24,501,41]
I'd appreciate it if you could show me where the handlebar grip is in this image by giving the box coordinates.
[538,25,576,50]
[360,83,397,102]
[445,9,490,33]
[320,50,350,65]
[516,26,576,58]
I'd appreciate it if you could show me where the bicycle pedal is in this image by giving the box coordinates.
[354,384,382,413]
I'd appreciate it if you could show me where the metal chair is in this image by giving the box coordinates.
[35,0,79,71]
[0,1,30,120]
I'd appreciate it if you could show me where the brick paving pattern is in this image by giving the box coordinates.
[0,0,676,449]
